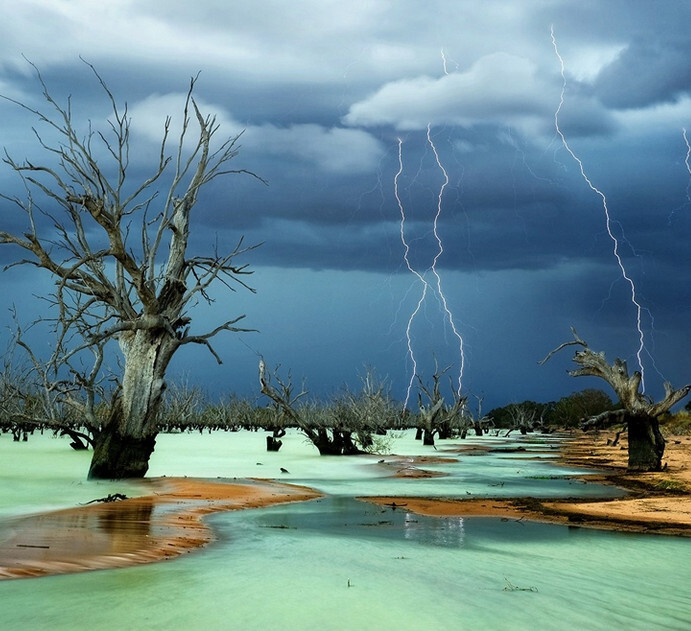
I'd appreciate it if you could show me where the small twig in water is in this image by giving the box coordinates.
[503,577,538,592]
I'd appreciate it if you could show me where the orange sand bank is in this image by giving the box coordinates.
[0,478,321,580]
[364,431,691,537]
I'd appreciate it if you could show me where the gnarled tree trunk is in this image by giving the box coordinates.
[422,428,436,446]
[306,428,364,455]
[266,428,286,452]
[626,412,666,472]
[258,361,373,456]
[416,366,467,447]
[89,329,176,479]
[542,329,689,473]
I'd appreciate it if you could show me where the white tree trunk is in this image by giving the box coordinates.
[88,330,177,479]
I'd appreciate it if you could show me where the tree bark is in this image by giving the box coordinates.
[627,412,665,472]
[88,427,157,479]
[437,422,453,439]
[88,329,175,479]
[302,428,365,455]
[266,436,283,452]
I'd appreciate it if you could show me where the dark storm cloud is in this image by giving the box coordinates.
[594,37,691,109]
[1,0,690,408]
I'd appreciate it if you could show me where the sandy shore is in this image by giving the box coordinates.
[2,431,689,580]
[544,430,691,534]
[364,431,691,536]
[0,477,321,580]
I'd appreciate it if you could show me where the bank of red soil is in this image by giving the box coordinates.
[0,477,322,580]
[363,431,691,537]
[543,430,691,535]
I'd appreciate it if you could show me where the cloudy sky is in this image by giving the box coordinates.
[1,0,690,413]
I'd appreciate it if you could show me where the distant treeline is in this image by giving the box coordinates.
[3,376,626,447]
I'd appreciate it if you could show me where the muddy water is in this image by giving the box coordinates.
[1,430,689,630]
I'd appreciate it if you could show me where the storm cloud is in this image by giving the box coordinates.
[1,0,690,410]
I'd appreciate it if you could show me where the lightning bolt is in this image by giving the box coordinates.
[666,128,691,225]
[395,129,466,407]
[395,137,430,408]
[427,124,465,397]
[683,127,691,194]
[394,50,466,408]
[551,25,647,389]
[440,48,449,75]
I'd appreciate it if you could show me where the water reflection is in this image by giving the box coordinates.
[0,499,157,576]
[242,497,470,550]
[403,512,466,548]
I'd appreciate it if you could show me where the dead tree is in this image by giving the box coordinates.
[504,403,538,436]
[0,320,99,448]
[541,328,690,472]
[334,368,399,448]
[259,359,360,455]
[0,62,262,478]
[259,361,395,455]
[416,364,468,446]
[470,393,487,436]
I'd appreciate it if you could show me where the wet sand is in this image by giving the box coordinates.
[544,430,691,535]
[0,477,321,580]
[364,431,691,536]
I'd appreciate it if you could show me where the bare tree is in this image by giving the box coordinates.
[504,402,538,436]
[415,363,468,446]
[156,380,204,432]
[0,63,262,478]
[541,328,690,471]
[258,360,337,452]
[329,368,400,450]
[0,321,99,448]
[258,361,399,455]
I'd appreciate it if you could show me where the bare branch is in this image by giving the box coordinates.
[543,328,690,417]
[538,326,587,365]
[1,63,263,477]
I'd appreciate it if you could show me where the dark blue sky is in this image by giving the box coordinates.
[1,1,690,412]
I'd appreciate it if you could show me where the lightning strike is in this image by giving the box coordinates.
[395,137,431,408]
[394,50,466,408]
[427,124,465,397]
[683,127,691,191]
[551,26,647,389]
[395,129,466,407]
[440,48,449,75]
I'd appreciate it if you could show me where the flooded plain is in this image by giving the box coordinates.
[1,430,690,630]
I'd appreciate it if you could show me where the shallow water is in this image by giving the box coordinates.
[1,430,690,630]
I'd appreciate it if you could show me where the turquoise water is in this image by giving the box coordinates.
[1,430,689,630]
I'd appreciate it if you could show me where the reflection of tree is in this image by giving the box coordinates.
[7,500,156,565]
[97,500,154,540]
[402,512,466,548]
